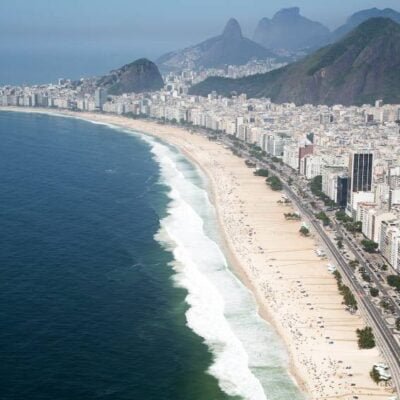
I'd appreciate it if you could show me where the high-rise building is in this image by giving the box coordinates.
[346,151,374,215]
[380,219,400,271]
[95,88,108,110]
[337,175,348,208]
[349,151,373,193]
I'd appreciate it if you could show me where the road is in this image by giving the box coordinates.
[337,225,400,316]
[217,137,400,393]
[283,182,400,395]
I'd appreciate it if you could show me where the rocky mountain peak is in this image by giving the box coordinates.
[222,18,243,39]
[274,7,301,20]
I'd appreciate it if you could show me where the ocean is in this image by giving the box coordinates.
[0,111,304,400]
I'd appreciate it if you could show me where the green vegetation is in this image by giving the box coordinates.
[396,317,400,331]
[266,176,283,191]
[299,226,310,237]
[336,212,362,233]
[306,42,348,76]
[361,239,379,253]
[335,211,352,223]
[370,366,382,384]
[342,217,362,233]
[380,299,391,311]
[310,175,323,196]
[337,239,343,249]
[387,275,400,291]
[362,272,372,283]
[271,156,282,164]
[349,259,359,270]
[370,287,379,297]
[335,210,361,233]
[333,270,358,311]
[356,327,375,349]
[284,213,301,221]
[309,175,336,206]
[315,211,331,227]
[250,146,265,161]
[254,169,269,177]
[245,160,257,168]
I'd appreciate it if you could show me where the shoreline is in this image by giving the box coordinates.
[1,107,393,399]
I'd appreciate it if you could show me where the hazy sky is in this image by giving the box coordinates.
[0,0,398,84]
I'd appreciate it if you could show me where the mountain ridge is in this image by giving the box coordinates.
[190,18,400,106]
[157,18,276,72]
[332,7,400,41]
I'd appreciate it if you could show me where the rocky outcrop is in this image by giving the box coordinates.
[253,7,330,51]
[97,58,164,95]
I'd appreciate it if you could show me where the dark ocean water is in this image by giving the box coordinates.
[0,112,231,400]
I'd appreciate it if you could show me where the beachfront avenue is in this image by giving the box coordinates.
[249,150,400,395]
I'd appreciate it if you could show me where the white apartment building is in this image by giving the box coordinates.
[283,143,299,170]
[380,220,400,271]
[300,155,322,180]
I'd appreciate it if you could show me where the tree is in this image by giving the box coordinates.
[345,221,362,233]
[300,226,310,237]
[310,175,322,196]
[396,317,400,331]
[362,272,372,283]
[337,240,343,249]
[370,366,381,384]
[336,210,351,222]
[333,271,358,310]
[254,169,269,177]
[380,299,391,310]
[370,287,379,297]
[349,259,359,270]
[361,239,378,253]
[316,211,331,227]
[266,176,283,191]
[387,275,400,291]
[356,327,375,349]
[284,213,301,221]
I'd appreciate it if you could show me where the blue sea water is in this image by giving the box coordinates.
[0,111,304,400]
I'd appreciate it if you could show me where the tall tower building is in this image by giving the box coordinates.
[346,151,374,216]
[349,151,373,193]
[95,88,108,111]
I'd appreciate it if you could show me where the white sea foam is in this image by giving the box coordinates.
[150,141,267,400]
[140,135,306,400]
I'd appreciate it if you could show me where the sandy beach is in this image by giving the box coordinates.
[3,108,394,399]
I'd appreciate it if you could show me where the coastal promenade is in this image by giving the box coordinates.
[2,108,395,400]
[282,182,400,395]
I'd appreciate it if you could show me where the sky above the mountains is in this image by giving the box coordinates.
[0,0,399,84]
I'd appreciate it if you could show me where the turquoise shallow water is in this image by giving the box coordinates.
[0,111,304,400]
